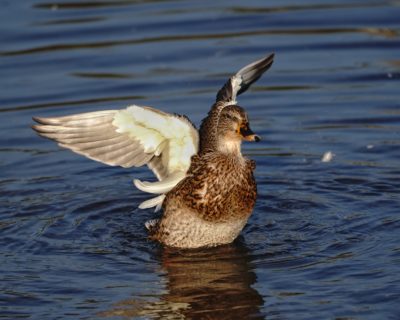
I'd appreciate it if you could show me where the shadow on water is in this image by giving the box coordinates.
[99,240,265,319]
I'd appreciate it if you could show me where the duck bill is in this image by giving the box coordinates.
[240,127,261,142]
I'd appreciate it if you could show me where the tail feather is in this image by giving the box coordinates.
[145,219,160,232]
[138,194,165,211]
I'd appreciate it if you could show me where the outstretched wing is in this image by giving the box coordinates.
[199,53,274,154]
[32,105,199,210]
[216,53,274,104]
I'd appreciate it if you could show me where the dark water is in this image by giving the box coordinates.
[1,0,400,319]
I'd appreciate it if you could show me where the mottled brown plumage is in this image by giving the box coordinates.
[32,53,274,249]
[147,78,277,248]
[149,149,258,248]
[146,53,275,248]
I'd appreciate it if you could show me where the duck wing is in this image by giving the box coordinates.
[32,105,199,210]
[216,53,274,104]
[199,54,274,153]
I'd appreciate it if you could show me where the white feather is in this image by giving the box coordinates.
[112,105,198,210]
[145,218,160,230]
[33,104,199,211]
[133,171,186,194]
[112,105,198,175]
[229,75,242,104]
[139,195,165,211]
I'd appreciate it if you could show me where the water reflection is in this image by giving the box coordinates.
[101,241,264,319]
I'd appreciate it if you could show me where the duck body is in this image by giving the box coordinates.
[150,151,257,248]
[32,54,274,249]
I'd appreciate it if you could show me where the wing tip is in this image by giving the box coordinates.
[251,52,275,74]
[216,52,276,103]
[260,52,275,63]
[32,116,58,126]
[263,52,275,69]
[31,123,48,137]
[32,116,41,123]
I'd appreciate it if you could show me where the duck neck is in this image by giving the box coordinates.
[199,101,229,154]
[217,137,242,156]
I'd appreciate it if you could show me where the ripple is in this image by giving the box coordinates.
[34,1,149,10]
[1,0,400,319]
[33,16,106,26]
[0,94,145,113]
[3,27,399,57]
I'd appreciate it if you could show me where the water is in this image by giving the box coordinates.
[1,0,400,319]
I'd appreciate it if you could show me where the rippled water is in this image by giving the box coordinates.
[1,0,400,319]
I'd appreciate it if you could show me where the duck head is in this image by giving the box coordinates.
[217,105,260,154]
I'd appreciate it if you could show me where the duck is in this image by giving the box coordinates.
[32,53,274,249]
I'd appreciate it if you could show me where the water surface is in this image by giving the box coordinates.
[1,0,400,319]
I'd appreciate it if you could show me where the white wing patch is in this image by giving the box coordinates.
[113,108,164,154]
[113,105,199,210]
[33,104,199,211]
[229,75,242,105]
[113,106,197,174]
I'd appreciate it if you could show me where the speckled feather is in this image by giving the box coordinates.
[146,54,274,248]
[165,153,257,222]
[148,114,258,248]
[32,53,274,249]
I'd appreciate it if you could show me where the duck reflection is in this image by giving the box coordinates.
[101,240,264,319]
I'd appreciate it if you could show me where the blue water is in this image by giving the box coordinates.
[1,0,400,319]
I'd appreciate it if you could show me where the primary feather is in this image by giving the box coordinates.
[32,53,273,216]
[216,53,274,104]
[32,105,199,210]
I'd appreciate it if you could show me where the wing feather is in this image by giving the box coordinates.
[32,105,199,210]
[38,131,122,144]
[148,155,169,181]
[216,53,274,104]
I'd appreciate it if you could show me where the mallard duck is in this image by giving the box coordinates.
[33,53,274,248]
